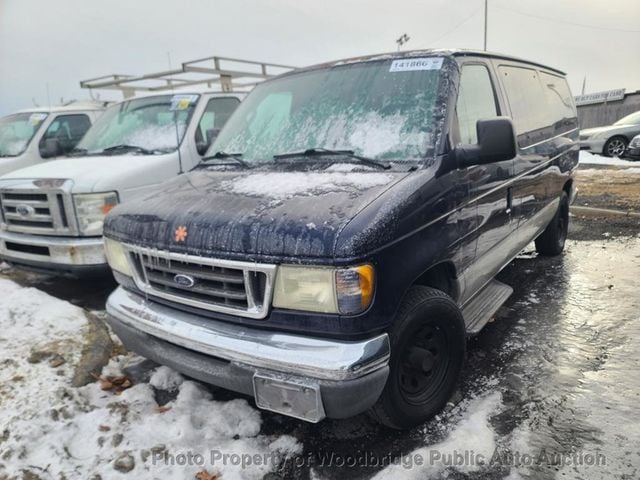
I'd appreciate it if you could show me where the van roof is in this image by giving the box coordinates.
[282,49,566,77]
[16,103,107,114]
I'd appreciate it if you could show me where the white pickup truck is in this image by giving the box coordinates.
[0,92,242,275]
[0,104,105,176]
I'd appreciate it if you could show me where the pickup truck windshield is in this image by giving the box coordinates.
[0,112,48,157]
[76,95,198,155]
[210,58,444,166]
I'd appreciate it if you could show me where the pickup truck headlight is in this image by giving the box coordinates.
[273,264,374,315]
[104,238,132,276]
[73,192,118,236]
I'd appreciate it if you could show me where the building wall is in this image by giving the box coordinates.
[577,91,640,129]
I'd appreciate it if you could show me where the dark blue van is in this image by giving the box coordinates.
[102,49,578,429]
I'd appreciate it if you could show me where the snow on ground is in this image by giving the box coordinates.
[372,392,503,480]
[578,150,638,166]
[0,278,300,479]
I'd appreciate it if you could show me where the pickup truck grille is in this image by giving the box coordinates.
[0,190,72,235]
[125,245,277,319]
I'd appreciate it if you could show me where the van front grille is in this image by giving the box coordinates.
[0,190,72,235]
[125,245,276,319]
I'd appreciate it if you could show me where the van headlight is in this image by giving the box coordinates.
[73,192,118,236]
[104,238,132,277]
[273,264,374,315]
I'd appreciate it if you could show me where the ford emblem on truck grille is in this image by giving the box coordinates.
[16,204,35,217]
[173,274,196,288]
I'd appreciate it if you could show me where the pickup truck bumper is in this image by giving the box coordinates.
[105,287,390,422]
[0,229,107,275]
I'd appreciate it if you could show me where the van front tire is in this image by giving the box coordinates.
[535,191,569,256]
[369,287,466,430]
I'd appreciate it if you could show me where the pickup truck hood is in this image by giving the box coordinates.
[0,154,176,193]
[105,168,409,261]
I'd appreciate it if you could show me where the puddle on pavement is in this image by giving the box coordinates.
[266,236,640,479]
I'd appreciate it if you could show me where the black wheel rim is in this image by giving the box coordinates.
[398,323,450,405]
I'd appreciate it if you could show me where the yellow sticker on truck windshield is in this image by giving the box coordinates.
[389,57,443,72]
[170,94,199,111]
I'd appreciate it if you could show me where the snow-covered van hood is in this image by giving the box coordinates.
[0,154,177,193]
[104,167,411,261]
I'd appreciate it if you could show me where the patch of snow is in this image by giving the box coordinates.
[149,365,184,391]
[373,392,502,479]
[222,172,394,199]
[579,151,638,166]
[0,278,301,479]
[324,163,375,172]
[306,222,317,230]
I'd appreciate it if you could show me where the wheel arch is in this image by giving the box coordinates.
[411,261,460,302]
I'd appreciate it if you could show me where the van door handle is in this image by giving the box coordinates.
[506,187,513,215]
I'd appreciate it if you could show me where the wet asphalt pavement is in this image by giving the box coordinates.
[2,215,639,479]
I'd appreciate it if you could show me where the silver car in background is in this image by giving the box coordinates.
[579,110,640,157]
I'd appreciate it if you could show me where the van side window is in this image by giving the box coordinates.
[39,114,91,155]
[539,71,576,130]
[498,66,549,144]
[456,64,499,144]
[195,98,240,155]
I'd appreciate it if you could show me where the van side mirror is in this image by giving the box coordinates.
[40,137,62,159]
[453,117,517,168]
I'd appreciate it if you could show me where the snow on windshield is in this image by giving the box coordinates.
[77,95,195,153]
[213,59,445,164]
[0,112,47,157]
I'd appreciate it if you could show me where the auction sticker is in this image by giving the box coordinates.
[170,94,199,111]
[389,57,443,72]
[29,113,47,125]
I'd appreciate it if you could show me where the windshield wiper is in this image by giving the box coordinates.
[100,144,155,155]
[273,148,390,170]
[198,151,250,169]
[67,147,88,157]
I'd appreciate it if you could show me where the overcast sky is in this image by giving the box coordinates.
[1,0,639,115]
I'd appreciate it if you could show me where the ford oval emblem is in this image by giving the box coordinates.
[173,274,195,288]
[16,204,35,217]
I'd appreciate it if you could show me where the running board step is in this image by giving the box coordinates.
[462,279,513,335]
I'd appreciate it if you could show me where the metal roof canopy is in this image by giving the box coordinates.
[80,55,296,97]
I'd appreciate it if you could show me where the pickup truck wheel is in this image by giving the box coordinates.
[369,286,465,430]
[535,191,569,256]
[603,136,628,157]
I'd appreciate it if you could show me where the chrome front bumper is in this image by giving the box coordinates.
[106,287,391,421]
[0,229,106,268]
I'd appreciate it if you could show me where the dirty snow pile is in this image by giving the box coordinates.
[578,151,638,166]
[370,392,504,480]
[0,278,300,479]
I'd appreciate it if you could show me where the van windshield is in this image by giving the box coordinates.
[76,95,198,155]
[0,112,48,157]
[210,58,445,166]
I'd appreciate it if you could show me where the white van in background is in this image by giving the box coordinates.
[0,92,243,275]
[0,103,105,176]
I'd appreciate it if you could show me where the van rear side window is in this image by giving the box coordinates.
[539,71,576,129]
[498,66,549,146]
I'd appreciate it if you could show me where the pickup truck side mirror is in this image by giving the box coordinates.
[40,137,62,159]
[453,117,517,168]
